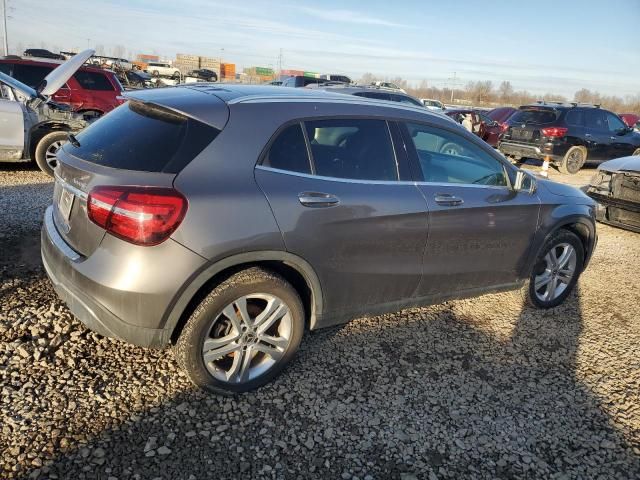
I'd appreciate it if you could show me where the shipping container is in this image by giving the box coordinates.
[176,53,199,61]
[303,71,319,78]
[280,69,303,76]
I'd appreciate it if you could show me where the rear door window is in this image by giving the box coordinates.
[404,122,508,186]
[585,110,607,130]
[12,64,54,88]
[304,119,398,181]
[73,71,115,91]
[565,110,584,126]
[510,108,558,124]
[0,62,11,75]
[64,101,219,173]
[262,123,311,174]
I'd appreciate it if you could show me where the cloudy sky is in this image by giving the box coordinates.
[5,0,640,97]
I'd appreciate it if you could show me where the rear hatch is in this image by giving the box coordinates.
[504,106,560,145]
[52,89,227,257]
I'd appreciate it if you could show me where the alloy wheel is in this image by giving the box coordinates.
[566,150,584,172]
[201,294,292,384]
[45,140,64,169]
[533,242,577,302]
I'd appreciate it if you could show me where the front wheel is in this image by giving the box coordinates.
[34,131,69,177]
[632,148,640,156]
[175,268,305,394]
[522,230,584,309]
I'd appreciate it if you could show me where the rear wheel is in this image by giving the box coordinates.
[559,146,586,174]
[175,268,305,394]
[522,230,584,309]
[34,131,68,177]
[152,70,159,77]
[632,148,640,156]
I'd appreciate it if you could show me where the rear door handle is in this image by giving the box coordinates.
[434,194,464,206]
[585,133,592,137]
[298,192,340,207]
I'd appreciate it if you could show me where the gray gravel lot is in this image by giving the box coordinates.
[1,163,639,479]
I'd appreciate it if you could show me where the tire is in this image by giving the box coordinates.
[34,131,68,177]
[521,229,584,309]
[632,148,640,156]
[559,146,586,174]
[175,267,305,394]
[173,71,181,80]
[152,70,159,77]
[440,142,463,156]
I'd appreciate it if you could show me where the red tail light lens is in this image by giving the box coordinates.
[499,122,509,132]
[541,127,568,138]
[87,186,187,246]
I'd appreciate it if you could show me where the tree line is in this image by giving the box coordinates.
[359,73,640,114]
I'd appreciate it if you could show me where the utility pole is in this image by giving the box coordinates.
[277,48,282,76]
[447,72,462,104]
[2,0,8,56]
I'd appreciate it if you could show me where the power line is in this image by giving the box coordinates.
[2,0,8,56]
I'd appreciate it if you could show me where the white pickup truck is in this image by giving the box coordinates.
[145,62,181,79]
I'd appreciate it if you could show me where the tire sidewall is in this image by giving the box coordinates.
[34,131,68,177]
[177,272,304,394]
[561,147,586,174]
[527,230,585,309]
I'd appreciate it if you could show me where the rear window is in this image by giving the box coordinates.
[510,108,559,124]
[64,101,218,173]
[263,124,311,174]
[73,71,114,91]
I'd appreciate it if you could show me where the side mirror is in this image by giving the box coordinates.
[514,170,536,194]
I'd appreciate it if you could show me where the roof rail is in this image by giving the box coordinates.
[570,102,601,108]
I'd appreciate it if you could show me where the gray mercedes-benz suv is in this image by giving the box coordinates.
[41,85,597,394]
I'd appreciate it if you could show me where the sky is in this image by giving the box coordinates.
[4,0,640,97]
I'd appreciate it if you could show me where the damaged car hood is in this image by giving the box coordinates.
[597,156,640,173]
[37,49,95,96]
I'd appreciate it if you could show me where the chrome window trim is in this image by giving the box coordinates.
[255,165,511,190]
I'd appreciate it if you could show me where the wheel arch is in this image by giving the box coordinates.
[27,122,74,159]
[165,251,324,344]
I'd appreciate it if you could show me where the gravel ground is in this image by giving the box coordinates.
[1,163,639,479]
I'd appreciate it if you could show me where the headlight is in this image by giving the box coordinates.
[590,171,611,189]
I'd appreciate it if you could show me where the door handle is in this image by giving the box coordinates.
[610,136,616,140]
[298,192,340,207]
[434,194,464,206]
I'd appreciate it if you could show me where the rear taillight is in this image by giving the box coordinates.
[87,186,187,246]
[541,127,568,138]
[499,122,509,132]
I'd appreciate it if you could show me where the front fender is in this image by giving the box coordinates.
[524,203,597,276]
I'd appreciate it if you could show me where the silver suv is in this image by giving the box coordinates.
[41,85,597,394]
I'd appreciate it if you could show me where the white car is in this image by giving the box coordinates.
[372,81,406,93]
[421,98,445,111]
[145,62,181,79]
[0,49,94,176]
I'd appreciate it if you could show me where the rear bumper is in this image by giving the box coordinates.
[498,141,564,162]
[41,206,206,347]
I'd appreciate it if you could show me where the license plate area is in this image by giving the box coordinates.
[512,128,533,140]
[58,187,75,223]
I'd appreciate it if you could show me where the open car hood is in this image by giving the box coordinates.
[598,156,640,173]
[37,49,95,96]
[0,71,38,99]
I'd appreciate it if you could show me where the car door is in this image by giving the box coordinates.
[583,109,611,160]
[400,121,540,297]
[255,118,429,316]
[605,111,637,158]
[0,87,25,160]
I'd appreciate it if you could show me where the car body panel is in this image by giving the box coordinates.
[0,96,25,159]
[38,49,94,95]
[40,85,598,348]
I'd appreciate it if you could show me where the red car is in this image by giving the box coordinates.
[0,56,124,117]
[487,107,517,130]
[445,108,504,147]
[620,113,640,130]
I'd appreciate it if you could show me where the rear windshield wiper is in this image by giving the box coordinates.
[67,133,81,148]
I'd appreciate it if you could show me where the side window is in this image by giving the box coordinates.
[12,64,54,87]
[0,63,10,75]
[565,110,584,126]
[405,122,508,186]
[304,119,398,181]
[73,71,115,91]
[262,123,311,174]
[585,110,607,130]
[605,112,626,133]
